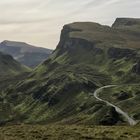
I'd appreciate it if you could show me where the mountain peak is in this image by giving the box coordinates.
[112,18,140,28]
[1,40,31,48]
[65,22,103,30]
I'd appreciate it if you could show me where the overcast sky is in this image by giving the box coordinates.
[0,0,139,49]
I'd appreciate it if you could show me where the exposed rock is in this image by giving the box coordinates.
[99,107,122,125]
[133,113,140,120]
[116,92,131,100]
[112,18,140,28]
[132,60,140,75]
[108,47,136,59]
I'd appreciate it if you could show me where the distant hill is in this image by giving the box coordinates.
[0,40,53,68]
[0,51,30,79]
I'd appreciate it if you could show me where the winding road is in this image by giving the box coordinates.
[93,85,137,126]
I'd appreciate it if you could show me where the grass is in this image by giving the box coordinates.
[0,124,140,140]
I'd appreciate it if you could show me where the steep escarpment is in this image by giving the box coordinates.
[1,18,140,125]
[51,21,140,83]
[112,18,140,28]
[112,18,140,38]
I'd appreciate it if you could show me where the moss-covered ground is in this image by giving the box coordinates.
[0,124,140,140]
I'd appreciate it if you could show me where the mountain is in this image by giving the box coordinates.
[0,40,53,68]
[0,18,140,126]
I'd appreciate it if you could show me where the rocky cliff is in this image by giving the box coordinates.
[112,18,140,28]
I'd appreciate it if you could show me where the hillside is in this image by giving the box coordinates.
[0,52,30,79]
[0,18,140,126]
[0,51,31,93]
[0,40,53,68]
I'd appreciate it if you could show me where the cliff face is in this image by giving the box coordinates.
[112,18,140,28]
[56,20,140,59]
[1,18,140,125]
[54,20,140,76]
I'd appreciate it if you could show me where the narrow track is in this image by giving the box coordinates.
[93,85,137,126]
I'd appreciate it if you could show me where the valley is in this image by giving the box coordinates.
[0,18,140,139]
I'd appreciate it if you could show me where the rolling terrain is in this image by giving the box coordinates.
[0,40,53,68]
[0,18,140,127]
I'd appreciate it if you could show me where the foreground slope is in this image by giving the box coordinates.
[1,18,140,125]
[0,40,53,68]
[0,124,140,140]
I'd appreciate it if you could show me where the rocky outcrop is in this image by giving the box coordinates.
[115,91,131,100]
[99,107,122,125]
[108,47,136,59]
[56,19,140,61]
[112,18,140,28]
[132,60,140,75]
[58,37,103,54]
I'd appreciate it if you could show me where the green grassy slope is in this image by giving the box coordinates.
[0,52,30,79]
[98,85,140,121]
[0,18,140,125]
[0,52,31,122]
